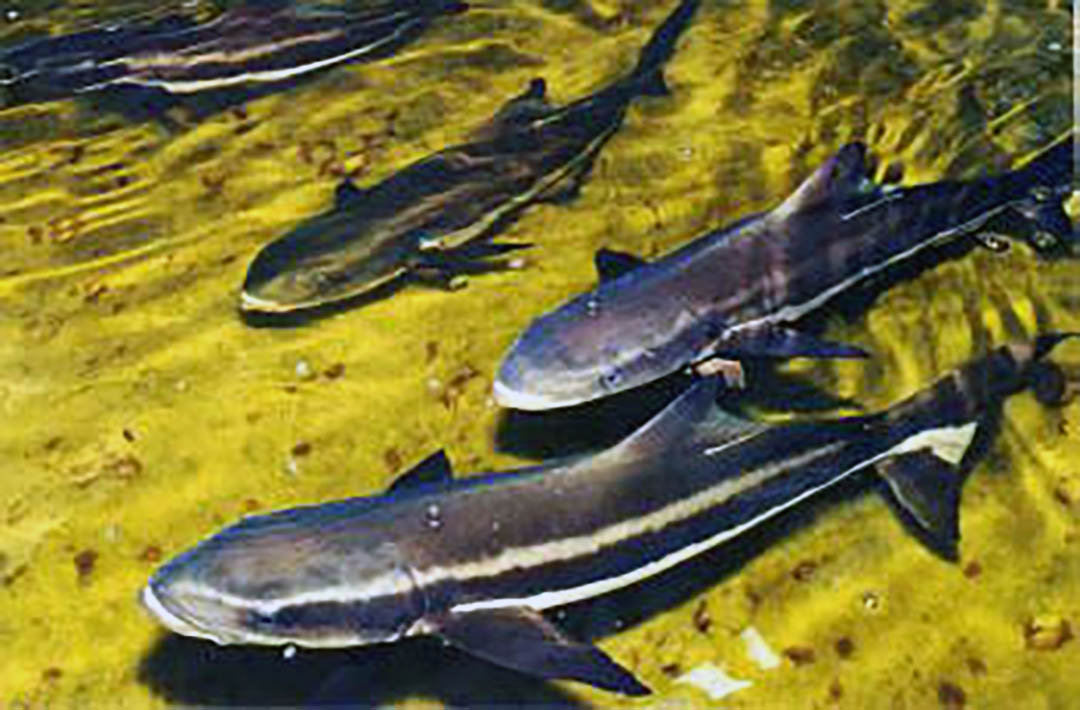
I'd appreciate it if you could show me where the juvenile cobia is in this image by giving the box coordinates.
[238,0,701,314]
[0,0,466,103]
[142,335,1075,695]
[494,137,1075,410]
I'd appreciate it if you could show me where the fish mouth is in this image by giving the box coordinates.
[492,377,582,411]
[140,584,235,645]
[238,290,305,314]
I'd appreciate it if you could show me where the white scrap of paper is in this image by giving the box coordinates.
[739,626,781,670]
[675,663,753,700]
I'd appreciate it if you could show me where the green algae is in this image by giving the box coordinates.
[0,0,1077,707]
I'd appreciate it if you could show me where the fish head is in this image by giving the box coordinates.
[240,210,407,313]
[494,286,711,410]
[142,503,423,648]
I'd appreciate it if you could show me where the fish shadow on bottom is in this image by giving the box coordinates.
[496,365,860,460]
[135,460,936,706]
[137,633,584,708]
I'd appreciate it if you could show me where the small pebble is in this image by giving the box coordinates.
[74,549,98,582]
[792,560,817,582]
[861,591,881,611]
[507,257,527,270]
[692,600,711,634]
[937,680,966,709]
[283,645,297,660]
[295,360,316,381]
[783,646,816,666]
[1023,615,1073,651]
[283,457,299,476]
[140,545,162,563]
[324,363,346,379]
[291,441,312,457]
[834,637,855,659]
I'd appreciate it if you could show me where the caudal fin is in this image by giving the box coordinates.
[1015,136,1077,258]
[626,0,701,96]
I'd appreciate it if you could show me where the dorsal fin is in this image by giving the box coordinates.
[595,248,646,282]
[604,378,721,460]
[773,142,871,220]
[388,450,454,493]
[335,179,369,209]
[470,78,555,141]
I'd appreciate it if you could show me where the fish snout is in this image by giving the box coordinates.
[140,575,245,645]
[494,335,621,411]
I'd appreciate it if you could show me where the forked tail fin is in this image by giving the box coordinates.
[625,0,701,97]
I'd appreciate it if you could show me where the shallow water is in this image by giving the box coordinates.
[0,0,1077,707]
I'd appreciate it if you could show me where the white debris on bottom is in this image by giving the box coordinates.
[740,626,782,670]
[675,663,753,700]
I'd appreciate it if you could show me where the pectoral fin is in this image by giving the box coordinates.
[434,607,650,695]
[334,179,369,209]
[716,325,869,360]
[594,248,647,282]
[387,450,453,493]
[874,421,980,560]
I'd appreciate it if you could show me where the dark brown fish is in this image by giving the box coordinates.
[0,0,466,102]
[239,0,702,314]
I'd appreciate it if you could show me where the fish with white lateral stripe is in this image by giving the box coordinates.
[141,334,1077,695]
[0,0,466,105]
[238,0,702,315]
[493,136,1076,410]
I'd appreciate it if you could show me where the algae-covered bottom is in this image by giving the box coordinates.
[0,0,1076,707]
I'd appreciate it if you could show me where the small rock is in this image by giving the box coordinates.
[1023,615,1073,651]
[295,360,316,381]
[324,362,346,379]
[692,599,711,634]
[291,441,312,457]
[937,680,966,709]
[783,646,816,666]
[861,591,881,611]
[834,637,855,659]
[74,549,98,582]
[140,545,162,563]
[792,560,817,582]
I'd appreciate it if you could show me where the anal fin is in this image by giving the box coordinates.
[434,607,650,696]
[876,451,961,560]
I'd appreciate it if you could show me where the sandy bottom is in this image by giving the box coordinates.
[0,0,1076,707]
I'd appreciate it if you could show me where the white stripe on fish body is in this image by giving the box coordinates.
[83,17,423,94]
[448,421,977,614]
[709,197,1017,339]
[442,442,848,612]
[422,121,622,253]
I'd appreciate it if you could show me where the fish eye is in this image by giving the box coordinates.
[599,369,623,390]
[247,609,277,629]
